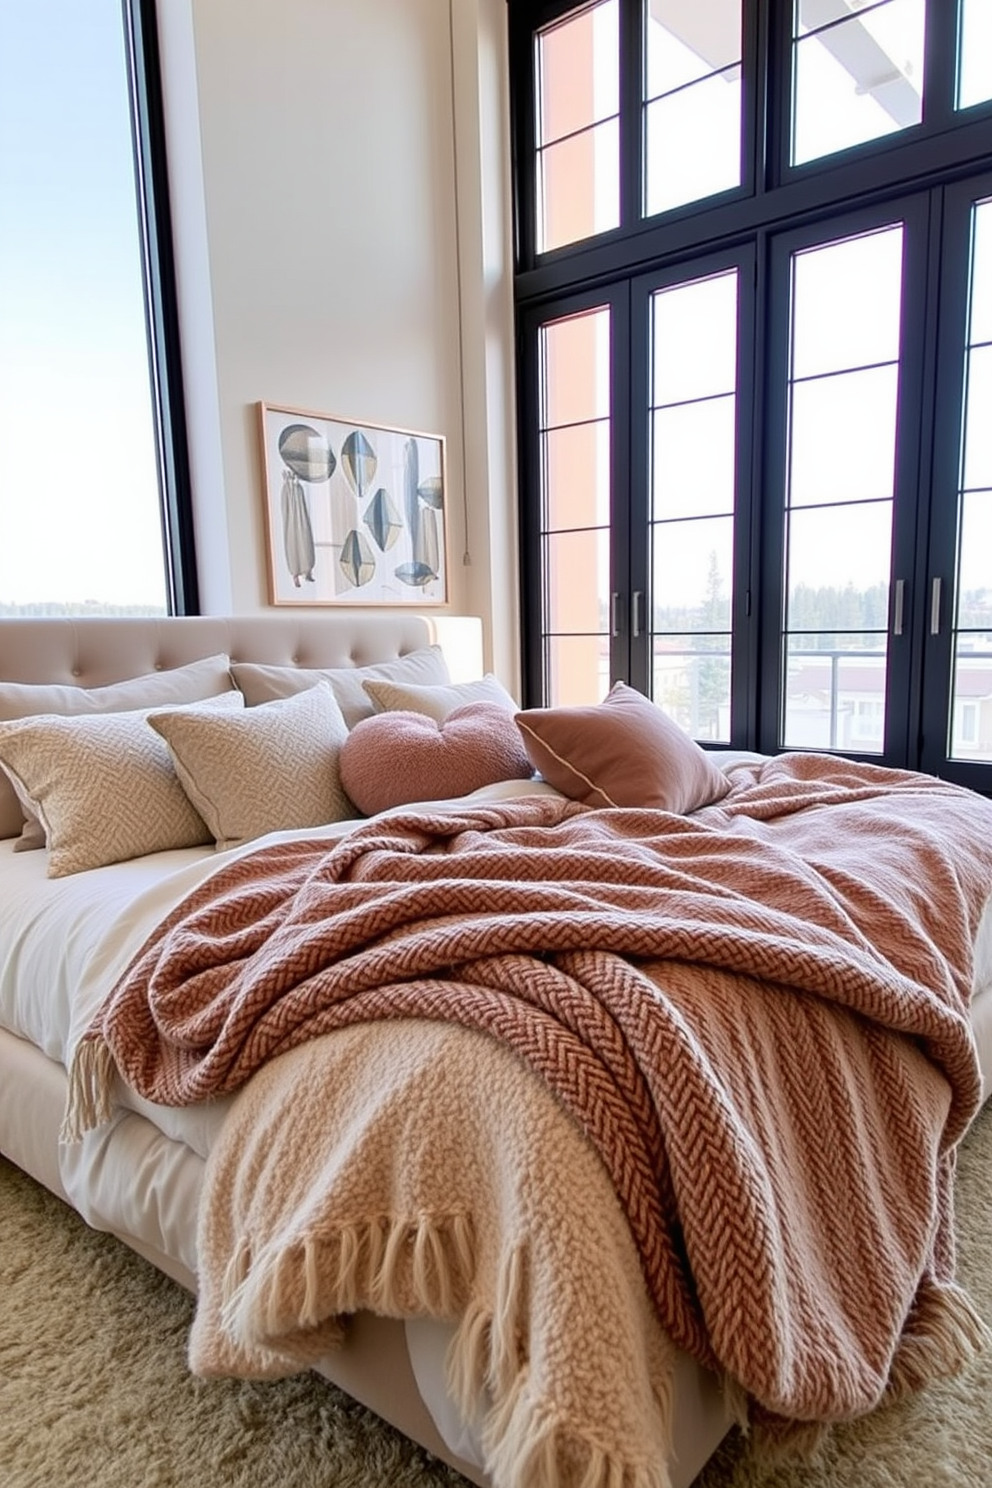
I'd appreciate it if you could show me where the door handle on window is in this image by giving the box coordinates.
[892,578,905,637]
[930,576,942,636]
[631,590,643,639]
[611,592,620,638]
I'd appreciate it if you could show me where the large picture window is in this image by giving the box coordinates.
[0,0,195,616]
[511,0,992,794]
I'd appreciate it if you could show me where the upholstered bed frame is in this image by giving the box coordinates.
[0,611,501,1485]
[6,611,988,1488]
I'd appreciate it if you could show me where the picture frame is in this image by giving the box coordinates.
[258,402,448,606]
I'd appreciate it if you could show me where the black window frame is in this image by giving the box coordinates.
[510,0,992,791]
[122,0,199,615]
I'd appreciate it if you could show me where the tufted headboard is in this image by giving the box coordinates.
[0,612,482,689]
[0,611,484,841]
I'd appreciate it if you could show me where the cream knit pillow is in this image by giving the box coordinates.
[0,653,235,844]
[0,691,242,878]
[149,683,353,850]
[362,672,518,723]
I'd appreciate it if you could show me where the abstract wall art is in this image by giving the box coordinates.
[258,402,448,606]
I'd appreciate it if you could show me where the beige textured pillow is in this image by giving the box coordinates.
[149,683,353,850]
[230,645,450,728]
[0,692,243,878]
[515,681,731,813]
[0,653,234,844]
[363,673,517,723]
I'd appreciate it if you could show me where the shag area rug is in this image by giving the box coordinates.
[2,1103,991,1488]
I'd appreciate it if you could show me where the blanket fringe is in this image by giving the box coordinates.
[477,1372,671,1488]
[59,1038,116,1144]
[219,1211,476,1355]
[884,1278,992,1404]
[734,1278,992,1468]
[447,1245,671,1488]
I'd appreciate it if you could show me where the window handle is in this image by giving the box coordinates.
[631,590,643,639]
[892,578,905,637]
[930,576,942,636]
[611,592,620,638]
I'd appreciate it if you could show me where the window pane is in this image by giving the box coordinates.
[786,500,893,610]
[644,1,742,218]
[539,120,620,254]
[789,365,898,507]
[546,528,610,633]
[949,203,992,764]
[652,271,738,404]
[644,71,741,218]
[783,635,888,752]
[971,201,992,345]
[958,492,992,611]
[792,227,904,379]
[652,395,736,520]
[652,516,734,633]
[537,1,619,252]
[543,310,611,427]
[782,225,903,753]
[792,0,925,167]
[544,422,610,530]
[540,306,612,706]
[653,637,731,742]
[961,343,992,492]
[539,0,618,140]
[0,0,167,614]
[548,635,611,706]
[957,0,992,110]
[949,650,992,762]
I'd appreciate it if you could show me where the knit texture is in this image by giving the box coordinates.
[67,753,992,1475]
[190,1019,682,1488]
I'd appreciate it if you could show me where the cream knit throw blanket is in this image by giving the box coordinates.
[189,1018,682,1488]
[67,755,992,1484]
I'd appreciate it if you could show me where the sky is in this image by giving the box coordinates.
[0,0,167,610]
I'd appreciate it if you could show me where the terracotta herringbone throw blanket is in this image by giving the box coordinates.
[69,755,992,1449]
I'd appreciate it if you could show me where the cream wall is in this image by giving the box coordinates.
[157,0,519,689]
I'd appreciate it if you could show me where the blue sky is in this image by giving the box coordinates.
[0,0,166,609]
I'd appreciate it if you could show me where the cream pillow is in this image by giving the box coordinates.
[230,645,450,728]
[149,683,353,850]
[363,673,518,723]
[0,653,235,845]
[0,691,243,878]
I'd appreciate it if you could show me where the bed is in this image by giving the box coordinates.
[1,611,991,1488]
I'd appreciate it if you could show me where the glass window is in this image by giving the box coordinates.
[539,308,612,703]
[643,0,742,218]
[949,197,992,764]
[792,0,925,168]
[536,1,620,253]
[649,269,738,741]
[782,225,904,752]
[0,0,169,615]
[957,0,992,111]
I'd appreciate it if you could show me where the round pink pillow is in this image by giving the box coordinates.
[339,702,534,816]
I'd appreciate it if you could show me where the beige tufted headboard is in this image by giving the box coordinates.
[0,612,487,688]
[0,611,484,838]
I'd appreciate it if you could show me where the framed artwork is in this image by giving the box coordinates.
[258,402,448,606]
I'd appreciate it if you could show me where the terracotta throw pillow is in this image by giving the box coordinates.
[514,681,731,813]
[339,703,534,816]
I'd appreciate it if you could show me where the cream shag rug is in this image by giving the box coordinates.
[2,1103,991,1488]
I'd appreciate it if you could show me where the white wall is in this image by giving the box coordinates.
[158,0,519,688]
